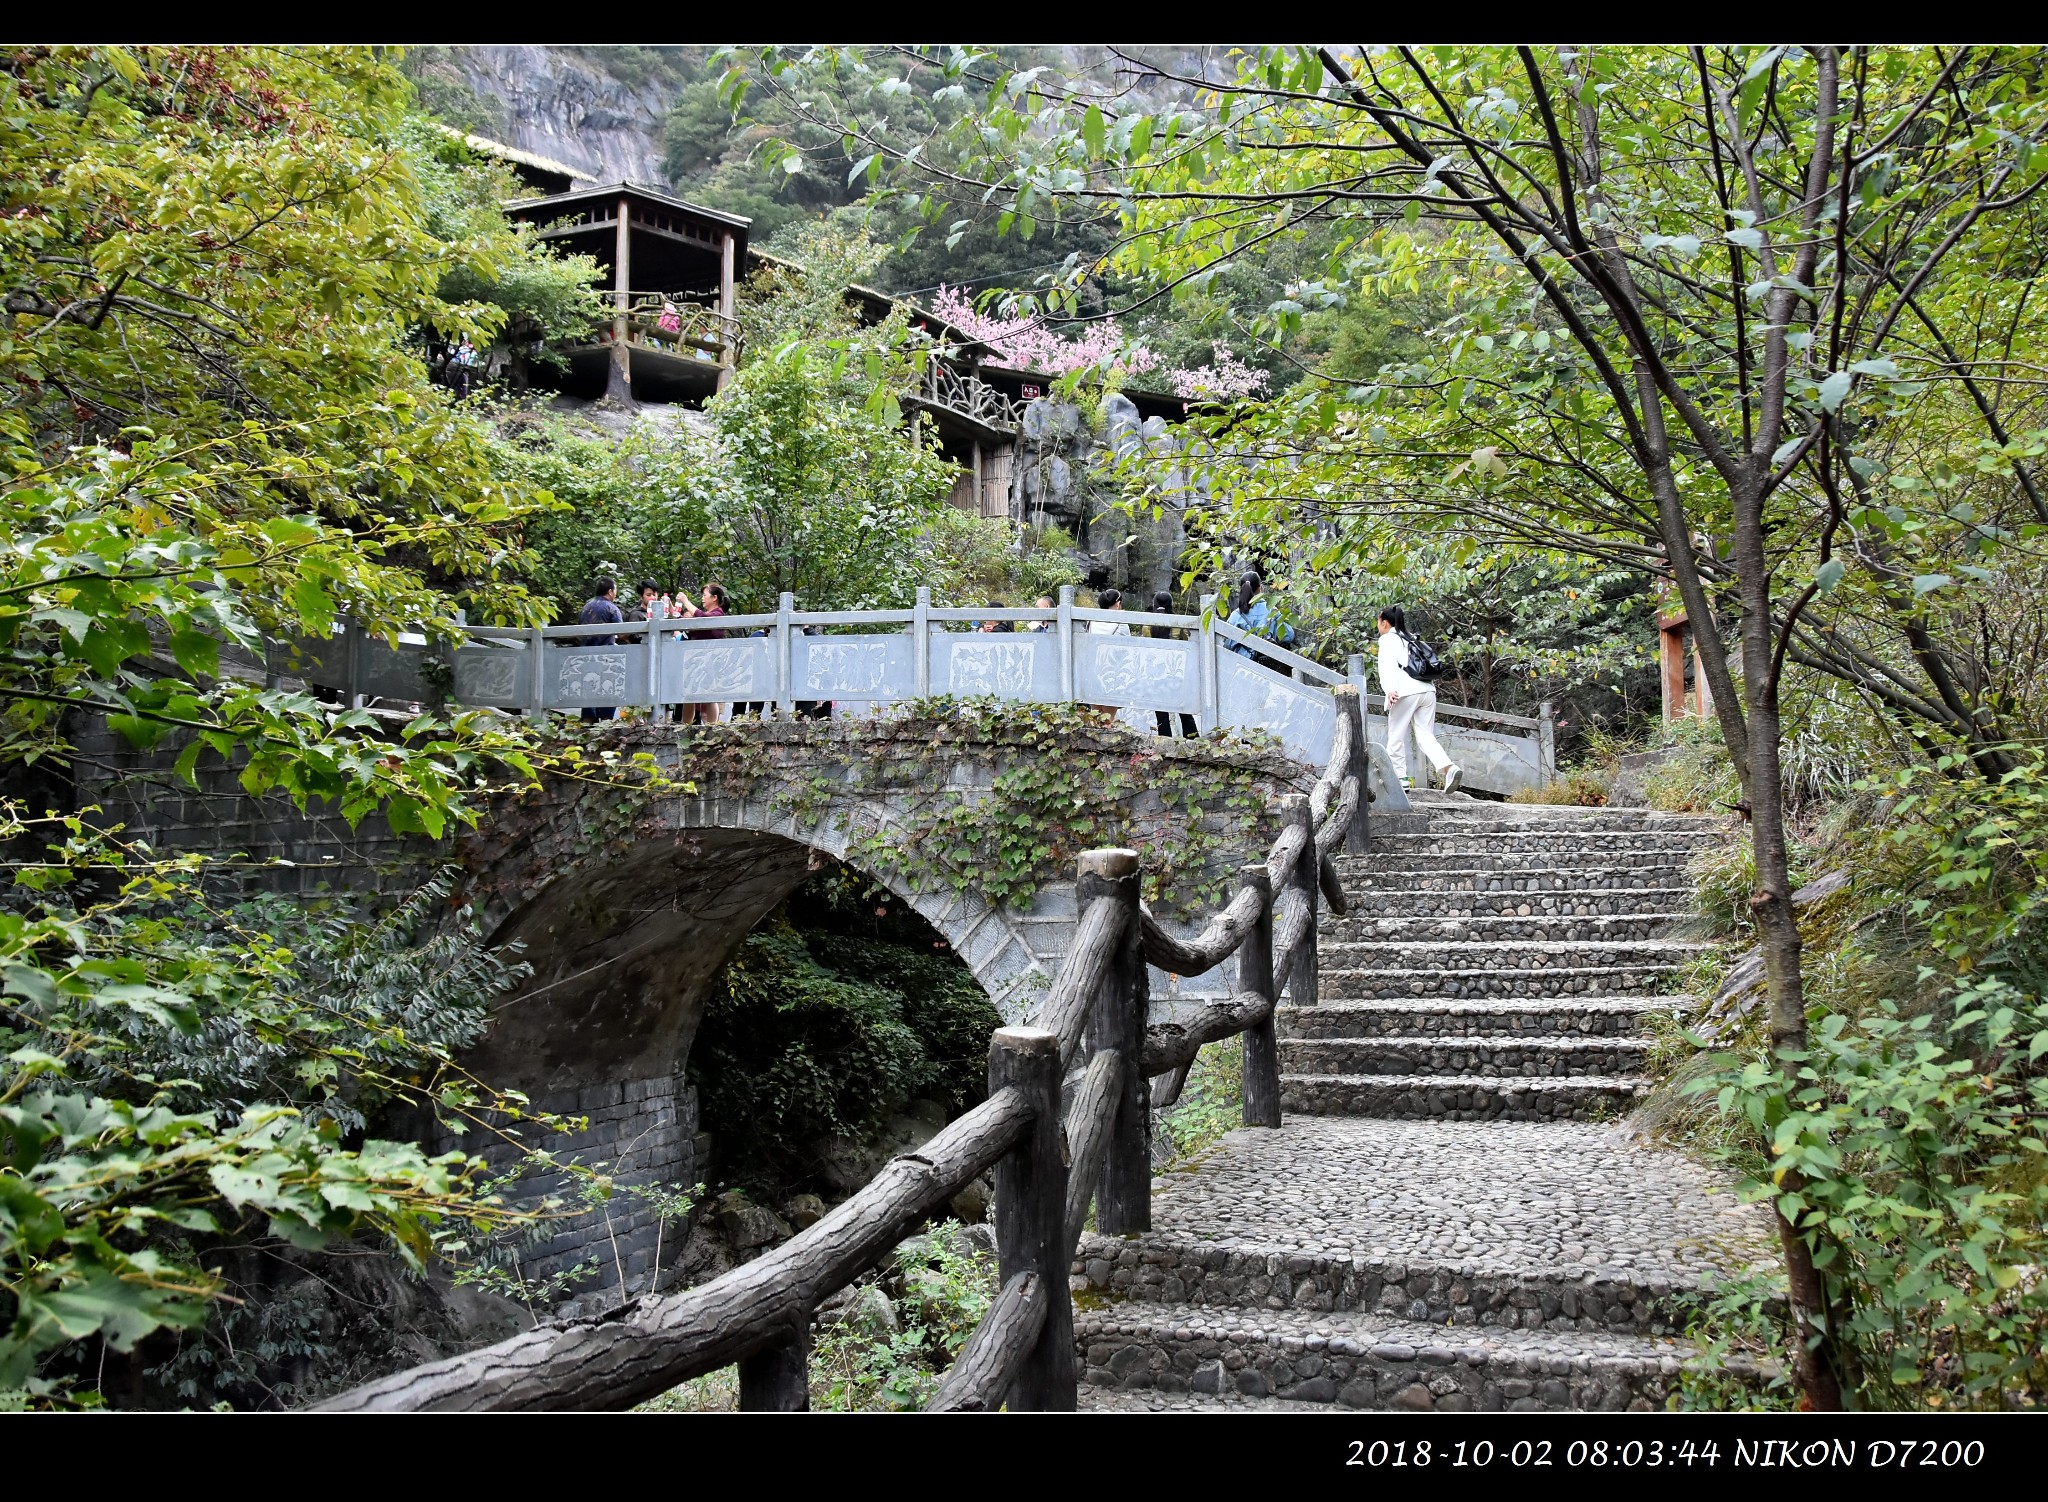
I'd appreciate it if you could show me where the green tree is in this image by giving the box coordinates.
[750,42,2048,1409]
[0,45,610,1399]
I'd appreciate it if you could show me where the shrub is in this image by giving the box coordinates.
[1692,977,2048,1408]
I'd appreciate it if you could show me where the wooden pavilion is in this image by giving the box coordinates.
[506,181,749,405]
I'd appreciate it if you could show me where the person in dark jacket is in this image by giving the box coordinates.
[577,576,623,723]
[1148,589,1200,738]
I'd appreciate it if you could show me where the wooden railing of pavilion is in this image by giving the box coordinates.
[909,358,1027,435]
[313,689,1368,1413]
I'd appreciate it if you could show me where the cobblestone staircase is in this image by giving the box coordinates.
[1281,796,1720,1122]
[1073,793,1776,1412]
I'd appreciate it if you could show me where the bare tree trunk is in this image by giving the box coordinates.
[1734,480,1846,1412]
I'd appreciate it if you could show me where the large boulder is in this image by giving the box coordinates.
[714,1191,792,1250]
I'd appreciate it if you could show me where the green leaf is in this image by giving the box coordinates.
[1911,573,1952,595]
[1817,371,1853,411]
[168,629,221,680]
[1815,558,1846,594]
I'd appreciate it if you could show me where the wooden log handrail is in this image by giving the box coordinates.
[924,1272,1047,1413]
[1061,1048,1125,1251]
[313,1083,1036,1412]
[1139,990,1273,1078]
[1136,882,1263,974]
[1039,889,1129,1070]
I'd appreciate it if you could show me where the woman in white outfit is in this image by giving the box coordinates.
[1376,606,1463,793]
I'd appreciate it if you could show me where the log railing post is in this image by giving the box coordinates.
[989,1026,1074,1411]
[1236,864,1281,1127]
[1334,684,1370,856]
[1079,848,1148,1236]
[1280,793,1318,1007]
[737,1325,809,1411]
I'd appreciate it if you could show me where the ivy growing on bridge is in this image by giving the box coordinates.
[643,699,1286,919]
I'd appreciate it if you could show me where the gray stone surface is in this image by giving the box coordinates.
[1073,1300,1717,1411]
[1077,1117,1771,1321]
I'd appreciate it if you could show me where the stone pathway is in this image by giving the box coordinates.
[1072,792,1776,1412]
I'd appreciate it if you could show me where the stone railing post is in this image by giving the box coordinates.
[1198,592,1219,735]
[1538,700,1557,787]
[737,1324,810,1410]
[527,625,547,720]
[645,610,663,721]
[1334,684,1371,855]
[1236,864,1281,1128]
[913,585,931,698]
[1056,584,1076,702]
[989,1026,1074,1411]
[775,591,796,718]
[1280,793,1318,1007]
[1078,848,1148,1236]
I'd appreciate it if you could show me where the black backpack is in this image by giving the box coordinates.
[1403,631,1447,683]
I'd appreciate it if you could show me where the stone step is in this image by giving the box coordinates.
[1339,865,1695,893]
[1074,1301,1707,1411]
[1280,1072,1650,1120]
[1350,851,1699,877]
[1280,1036,1651,1079]
[1366,830,1721,855]
[1325,888,1696,922]
[1412,811,1724,834]
[1278,998,1675,1039]
[1322,912,1694,947]
[1325,937,1703,973]
[1322,963,1683,1001]
[1073,1230,1699,1336]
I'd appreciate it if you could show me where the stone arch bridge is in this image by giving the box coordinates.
[77,709,1328,1300]
[440,717,1316,1295]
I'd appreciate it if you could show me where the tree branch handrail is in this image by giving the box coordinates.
[313,1082,1037,1412]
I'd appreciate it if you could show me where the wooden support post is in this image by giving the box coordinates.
[1236,864,1281,1128]
[1078,848,1148,1236]
[989,1026,1074,1411]
[1280,794,1318,1007]
[1334,683,1370,856]
[608,195,632,403]
[717,229,736,392]
[736,1326,809,1410]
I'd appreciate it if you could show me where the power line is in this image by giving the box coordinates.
[885,257,1094,302]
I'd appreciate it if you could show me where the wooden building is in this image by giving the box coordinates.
[506,181,749,405]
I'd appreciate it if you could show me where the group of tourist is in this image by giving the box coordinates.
[568,568,1464,792]
[575,575,728,725]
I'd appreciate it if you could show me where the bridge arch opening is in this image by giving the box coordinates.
[452,811,1033,1310]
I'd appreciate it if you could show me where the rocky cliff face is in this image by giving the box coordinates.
[434,45,671,184]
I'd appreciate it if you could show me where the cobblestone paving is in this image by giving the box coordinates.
[1145,1117,1772,1282]
[1078,795,1777,1409]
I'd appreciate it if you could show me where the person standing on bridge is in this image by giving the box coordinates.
[672,582,730,725]
[577,576,623,724]
[1148,590,1200,739]
[1376,605,1463,794]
